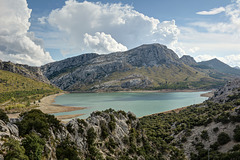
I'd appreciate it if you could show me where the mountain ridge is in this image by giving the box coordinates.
[41,43,223,91]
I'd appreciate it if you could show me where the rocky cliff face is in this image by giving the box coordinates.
[0,61,50,84]
[180,55,197,66]
[0,109,151,159]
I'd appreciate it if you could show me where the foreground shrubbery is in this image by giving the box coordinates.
[17,109,62,138]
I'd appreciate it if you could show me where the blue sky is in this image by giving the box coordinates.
[1,0,240,67]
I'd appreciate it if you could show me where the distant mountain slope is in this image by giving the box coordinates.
[180,55,197,66]
[42,44,222,91]
[0,60,50,83]
[199,58,240,76]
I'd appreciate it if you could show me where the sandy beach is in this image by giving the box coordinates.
[35,92,86,120]
[7,93,86,120]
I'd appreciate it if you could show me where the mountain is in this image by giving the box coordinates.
[41,44,222,91]
[180,55,197,66]
[0,60,50,84]
[234,66,240,70]
[198,58,240,77]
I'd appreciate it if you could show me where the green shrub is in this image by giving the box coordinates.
[77,119,88,127]
[17,109,61,138]
[22,132,45,160]
[213,127,219,133]
[108,121,116,132]
[4,138,29,160]
[234,125,240,142]
[231,144,240,151]
[100,120,109,139]
[201,130,209,141]
[217,132,231,145]
[56,138,80,160]
[87,127,96,145]
[210,142,219,150]
[0,108,9,122]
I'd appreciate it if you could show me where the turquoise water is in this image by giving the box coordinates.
[53,91,208,119]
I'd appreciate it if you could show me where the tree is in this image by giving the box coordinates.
[56,138,80,160]
[234,125,240,142]
[0,108,9,122]
[218,132,231,145]
[4,138,29,160]
[22,132,45,160]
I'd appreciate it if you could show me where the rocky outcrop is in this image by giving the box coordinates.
[210,79,240,103]
[0,120,19,158]
[63,110,145,159]
[0,109,148,159]
[0,61,50,84]
[180,55,197,66]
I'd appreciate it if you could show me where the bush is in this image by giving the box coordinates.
[87,127,96,145]
[17,109,61,138]
[210,142,219,150]
[4,138,29,160]
[201,130,209,141]
[231,144,240,151]
[234,125,240,142]
[56,138,80,160]
[213,127,219,133]
[0,108,9,122]
[22,132,45,160]
[100,120,109,139]
[217,132,231,145]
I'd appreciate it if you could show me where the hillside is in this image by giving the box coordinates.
[141,79,240,159]
[1,79,240,159]
[0,69,61,112]
[41,44,224,91]
[199,58,240,77]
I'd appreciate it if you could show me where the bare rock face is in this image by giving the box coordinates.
[180,55,197,66]
[41,44,182,91]
[210,79,240,103]
[0,120,19,158]
[0,61,50,84]
[63,110,145,159]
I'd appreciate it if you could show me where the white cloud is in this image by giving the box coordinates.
[84,32,127,53]
[188,47,200,53]
[38,16,47,24]
[0,0,53,66]
[193,0,240,34]
[45,0,181,55]
[220,54,240,67]
[196,7,225,15]
[178,0,240,67]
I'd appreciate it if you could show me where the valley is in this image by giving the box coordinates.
[1,43,240,159]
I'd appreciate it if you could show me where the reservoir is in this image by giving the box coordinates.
[53,91,208,119]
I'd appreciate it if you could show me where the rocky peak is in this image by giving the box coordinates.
[123,43,181,67]
[180,55,197,66]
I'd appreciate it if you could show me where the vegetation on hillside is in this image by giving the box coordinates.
[0,70,61,112]
[81,64,225,91]
[140,86,240,159]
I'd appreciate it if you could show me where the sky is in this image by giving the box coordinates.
[1,0,240,67]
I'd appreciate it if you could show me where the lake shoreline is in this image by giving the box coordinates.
[8,89,213,121]
[69,89,212,94]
